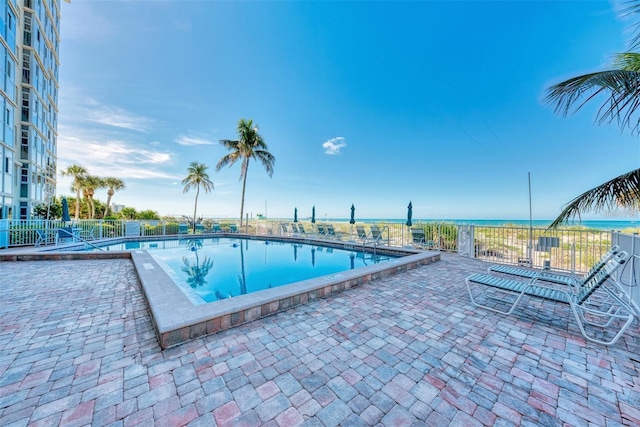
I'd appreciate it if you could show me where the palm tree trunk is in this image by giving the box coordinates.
[193,185,200,233]
[239,159,249,227]
[75,189,81,220]
[103,191,113,219]
[89,197,95,219]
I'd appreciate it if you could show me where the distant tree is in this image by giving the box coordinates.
[102,177,126,219]
[61,164,87,220]
[545,2,640,226]
[93,199,107,219]
[137,209,160,220]
[119,207,137,220]
[216,119,275,227]
[182,162,214,233]
[32,197,62,219]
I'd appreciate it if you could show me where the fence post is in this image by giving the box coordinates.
[457,224,474,258]
[0,219,7,249]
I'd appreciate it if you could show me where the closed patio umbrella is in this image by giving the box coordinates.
[61,197,71,223]
[311,206,316,224]
[294,207,298,223]
[350,204,355,224]
[406,201,413,227]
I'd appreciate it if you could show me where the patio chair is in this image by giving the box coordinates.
[195,224,205,233]
[178,224,189,235]
[56,227,80,244]
[280,223,290,235]
[410,227,434,249]
[35,229,55,246]
[212,223,222,233]
[317,224,327,237]
[326,224,341,240]
[230,224,239,233]
[291,223,299,235]
[466,251,635,345]
[488,245,620,289]
[356,225,384,246]
[298,224,308,235]
[370,225,383,242]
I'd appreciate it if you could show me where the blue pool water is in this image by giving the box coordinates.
[97,237,394,303]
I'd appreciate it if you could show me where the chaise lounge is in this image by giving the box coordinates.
[466,251,635,345]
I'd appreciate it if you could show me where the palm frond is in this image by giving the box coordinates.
[216,152,240,171]
[545,69,640,133]
[549,168,640,228]
[622,0,640,50]
[254,150,276,177]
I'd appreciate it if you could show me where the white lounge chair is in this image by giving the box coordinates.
[488,245,620,289]
[466,251,635,345]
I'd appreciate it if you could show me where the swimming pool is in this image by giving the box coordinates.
[132,237,394,304]
[26,234,440,348]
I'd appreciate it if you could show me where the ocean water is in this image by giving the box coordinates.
[316,218,640,231]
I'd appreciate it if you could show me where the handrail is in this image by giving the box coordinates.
[57,228,104,251]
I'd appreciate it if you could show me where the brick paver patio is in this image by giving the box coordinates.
[1,253,639,426]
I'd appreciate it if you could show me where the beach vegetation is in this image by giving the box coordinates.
[119,207,138,220]
[137,209,160,220]
[216,119,275,227]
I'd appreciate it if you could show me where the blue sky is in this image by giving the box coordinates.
[57,1,640,221]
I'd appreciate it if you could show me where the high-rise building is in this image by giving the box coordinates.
[0,0,62,220]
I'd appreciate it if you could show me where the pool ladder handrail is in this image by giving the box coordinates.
[56,228,105,251]
[361,225,390,255]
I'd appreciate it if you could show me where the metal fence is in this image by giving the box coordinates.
[0,219,626,274]
[3,218,639,310]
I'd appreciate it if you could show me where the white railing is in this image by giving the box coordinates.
[2,218,638,311]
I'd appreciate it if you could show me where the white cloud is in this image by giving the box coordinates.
[175,135,214,146]
[57,134,178,180]
[322,137,347,155]
[86,106,154,132]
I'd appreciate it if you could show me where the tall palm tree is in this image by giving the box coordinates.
[182,162,214,233]
[78,175,104,219]
[216,119,276,227]
[61,164,87,220]
[102,177,126,218]
[545,2,640,226]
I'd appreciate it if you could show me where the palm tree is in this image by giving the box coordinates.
[61,164,87,220]
[102,177,126,218]
[79,175,104,219]
[182,162,214,233]
[216,119,275,227]
[545,2,640,226]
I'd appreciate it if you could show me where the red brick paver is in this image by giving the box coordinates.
[1,255,640,426]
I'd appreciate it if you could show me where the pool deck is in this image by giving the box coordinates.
[1,253,640,426]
